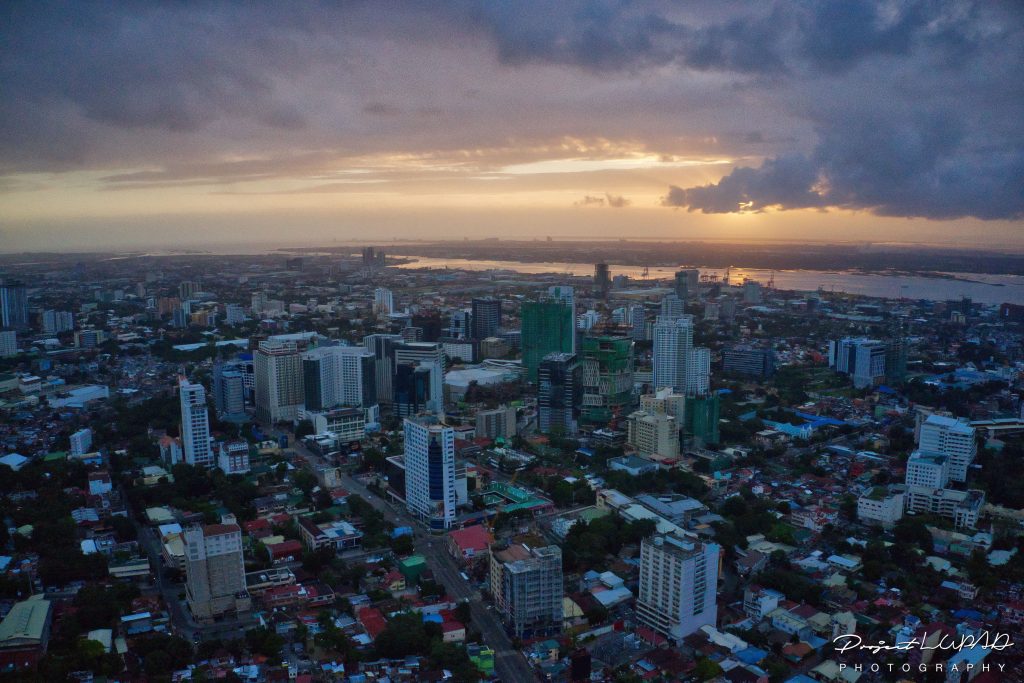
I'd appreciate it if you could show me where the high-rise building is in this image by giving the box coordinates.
[722,345,776,379]
[373,287,394,315]
[178,280,200,301]
[594,263,611,297]
[640,388,686,425]
[685,393,720,446]
[628,304,646,341]
[685,347,711,397]
[213,362,246,420]
[675,269,699,300]
[411,310,444,342]
[475,405,517,441]
[40,310,74,334]
[0,280,29,330]
[742,280,762,304]
[829,338,887,389]
[225,303,246,325]
[918,414,976,483]
[490,544,563,639]
[254,340,304,424]
[626,410,679,461]
[449,309,472,339]
[404,417,456,530]
[521,295,575,383]
[250,292,268,315]
[538,352,582,435]
[0,330,16,358]
[364,333,403,407]
[905,451,949,489]
[179,376,213,468]
[393,362,443,418]
[471,298,502,340]
[395,341,446,374]
[70,428,93,457]
[637,533,718,643]
[660,294,685,320]
[302,346,376,411]
[579,336,634,428]
[652,315,694,394]
[884,337,908,385]
[184,524,248,622]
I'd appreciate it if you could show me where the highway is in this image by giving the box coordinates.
[285,432,539,683]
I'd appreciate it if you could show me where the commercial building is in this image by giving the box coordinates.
[490,544,563,639]
[471,297,502,340]
[829,337,887,389]
[217,440,251,475]
[538,352,582,435]
[640,388,686,425]
[918,414,976,483]
[626,410,680,461]
[637,533,719,643]
[364,333,402,407]
[255,339,304,424]
[579,336,634,428]
[184,524,249,622]
[404,417,457,530]
[476,405,517,441]
[179,376,213,468]
[213,362,246,420]
[394,361,443,418]
[652,315,693,394]
[722,345,776,379]
[0,595,52,670]
[521,294,575,382]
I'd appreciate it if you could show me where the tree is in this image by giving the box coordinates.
[694,657,724,681]
[295,420,315,439]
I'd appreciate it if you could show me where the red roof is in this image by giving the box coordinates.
[266,539,303,558]
[357,607,388,640]
[448,525,492,554]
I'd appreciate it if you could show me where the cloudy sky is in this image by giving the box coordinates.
[1,1,1022,251]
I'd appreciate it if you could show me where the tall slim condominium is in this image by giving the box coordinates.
[629,304,646,341]
[538,352,582,434]
[373,287,394,315]
[685,347,711,397]
[178,280,200,300]
[675,269,700,300]
[255,340,304,424]
[0,280,29,330]
[184,524,247,622]
[364,333,403,406]
[302,346,376,411]
[918,414,977,483]
[637,533,719,642]
[41,310,74,334]
[179,376,213,468]
[652,315,694,394]
[403,417,456,530]
[490,544,563,639]
[594,263,611,296]
[521,292,575,383]
[471,297,502,339]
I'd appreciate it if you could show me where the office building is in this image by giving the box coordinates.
[918,414,976,483]
[637,533,719,643]
[490,544,563,639]
[476,405,517,441]
[0,280,29,331]
[184,524,248,622]
[394,362,443,418]
[40,310,74,334]
[652,315,694,394]
[471,297,502,339]
[404,417,456,530]
[255,340,304,424]
[302,345,376,412]
[660,294,685,320]
[722,345,776,379]
[626,410,680,461]
[179,377,213,468]
[449,309,472,339]
[69,428,93,457]
[213,363,246,420]
[829,338,887,389]
[521,295,575,382]
[373,287,394,315]
[538,352,582,435]
[364,333,402,407]
[579,336,635,428]
[0,330,15,358]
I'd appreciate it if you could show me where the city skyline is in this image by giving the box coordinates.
[1,1,1022,251]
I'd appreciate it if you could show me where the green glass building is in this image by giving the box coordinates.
[579,335,635,428]
[685,393,721,446]
[522,298,574,382]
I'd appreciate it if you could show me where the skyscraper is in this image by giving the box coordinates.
[184,524,248,622]
[302,346,376,411]
[373,287,394,315]
[254,340,304,424]
[213,363,246,420]
[594,263,610,297]
[364,333,402,407]
[179,376,213,468]
[675,269,699,300]
[637,533,718,643]
[393,361,443,418]
[490,544,563,639]
[660,294,685,320]
[471,297,502,339]
[521,295,575,383]
[0,280,29,330]
[403,417,456,530]
[538,352,582,435]
[628,304,646,341]
[685,347,711,397]
[652,315,694,394]
[40,310,74,334]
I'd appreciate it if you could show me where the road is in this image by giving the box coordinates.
[286,432,539,683]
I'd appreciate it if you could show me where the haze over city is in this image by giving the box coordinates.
[1,1,1022,251]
